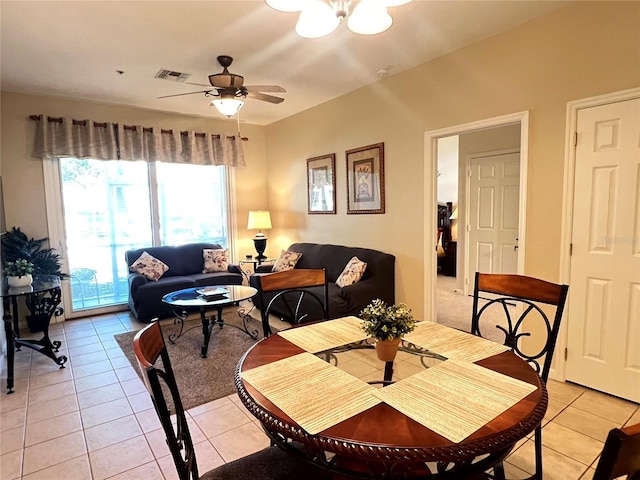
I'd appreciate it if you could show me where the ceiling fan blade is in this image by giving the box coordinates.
[244,85,286,93]
[185,81,211,87]
[157,90,212,99]
[246,91,285,104]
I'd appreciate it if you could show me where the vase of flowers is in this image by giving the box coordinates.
[360,298,416,362]
[5,259,35,287]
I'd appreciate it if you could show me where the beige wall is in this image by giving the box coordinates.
[264,1,640,319]
[0,92,269,259]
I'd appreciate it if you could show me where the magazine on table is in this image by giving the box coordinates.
[196,286,229,301]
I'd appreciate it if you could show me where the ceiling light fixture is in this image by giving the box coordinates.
[211,96,244,117]
[209,88,245,117]
[266,0,411,39]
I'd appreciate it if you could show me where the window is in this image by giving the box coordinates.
[57,158,229,313]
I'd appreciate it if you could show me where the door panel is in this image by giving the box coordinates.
[467,152,520,283]
[566,97,640,402]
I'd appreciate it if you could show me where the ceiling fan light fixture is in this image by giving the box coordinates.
[347,0,392,35]
[211,97,244,117]
[382,0,412,6]
[296,0,340,38]
[265,0,307,12]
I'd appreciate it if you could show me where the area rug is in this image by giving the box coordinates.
[114,309,261,411]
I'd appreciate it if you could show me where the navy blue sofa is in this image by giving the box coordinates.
[250,242,395,324]
[125,243,243,323]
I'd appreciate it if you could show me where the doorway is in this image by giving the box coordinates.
[424,112,529,326]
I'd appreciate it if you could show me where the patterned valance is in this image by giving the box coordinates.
[30,115,246,167]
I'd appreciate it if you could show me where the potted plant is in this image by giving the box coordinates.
[5,258,35,287]
[360,298,416,361]
[1,227,66,278]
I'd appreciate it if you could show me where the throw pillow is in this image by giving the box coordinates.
[336,256,367,288]
[203,248,229,273]
[129,251,169,281]
[271,250,302,272]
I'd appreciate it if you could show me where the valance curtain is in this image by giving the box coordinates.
[31,115,246,167]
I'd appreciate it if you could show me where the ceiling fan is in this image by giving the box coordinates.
[158,55,286,116]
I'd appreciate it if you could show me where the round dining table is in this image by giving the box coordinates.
[235,321,547,479]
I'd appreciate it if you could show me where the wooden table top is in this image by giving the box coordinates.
[235,322,547,470]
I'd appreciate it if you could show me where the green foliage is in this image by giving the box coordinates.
[4,259,34,277]
[360,298,416,341]
[1,227,67,278]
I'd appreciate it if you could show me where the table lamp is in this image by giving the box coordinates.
[247,210,272,261]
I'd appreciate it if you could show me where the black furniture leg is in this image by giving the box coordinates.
[3,309,15,394]
[11,297,20,350]
[383,361,394,384]
[200,308,213,358]
[534,425,543,479]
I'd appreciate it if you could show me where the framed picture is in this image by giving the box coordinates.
[346,142,385,214]
[307,153,336,214]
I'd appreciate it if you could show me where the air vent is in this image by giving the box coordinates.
[154,69,191,82]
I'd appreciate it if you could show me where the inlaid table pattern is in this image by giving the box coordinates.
[237,316,547,478]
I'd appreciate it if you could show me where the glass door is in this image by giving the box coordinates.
[60,158,153,311]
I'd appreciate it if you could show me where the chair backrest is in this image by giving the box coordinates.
[592,423,640,480]
[133,322,199,480]
[471,272,569,381]
[257,269,328,336]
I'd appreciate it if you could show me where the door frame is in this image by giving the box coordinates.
[556,86,640,381]
[423,111,529,324]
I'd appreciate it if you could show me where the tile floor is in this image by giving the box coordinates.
[1,310,639,480]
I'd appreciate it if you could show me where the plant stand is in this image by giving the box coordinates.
[2,275,67,394]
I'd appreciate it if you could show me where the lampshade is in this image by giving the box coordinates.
[247,211,272,232]
[449,207,458,220]
[295,0,340,38]
[347,0,393,35]
[265,0,307,11]
[383,0,411,5]
[211,97,244,117]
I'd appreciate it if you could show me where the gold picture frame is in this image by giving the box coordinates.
[307,153,336,214]
[346,143,385,214]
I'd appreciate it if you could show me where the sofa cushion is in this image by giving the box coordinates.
[203,248,229,273]
[129,251,169,281]
[272,250,302,272]
[191,272,245,287]
[335,256,367,288]
[125,243,223,277]
[288,243,392,285]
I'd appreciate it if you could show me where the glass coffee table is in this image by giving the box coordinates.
[162,285,258,358]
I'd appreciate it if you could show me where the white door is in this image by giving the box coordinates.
[466,151,520,290]
[566,98,640,403]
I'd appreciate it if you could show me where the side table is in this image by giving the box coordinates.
[239,258,275,283]
[2,275,68,394]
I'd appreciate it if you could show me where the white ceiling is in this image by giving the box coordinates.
[0,0,570,126]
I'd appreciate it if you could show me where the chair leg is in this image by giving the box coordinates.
[260,309,271,338]
[534,425,543,480]
[493,461,506,480]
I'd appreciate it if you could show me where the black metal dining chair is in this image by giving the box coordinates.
[592,422,640,480]
[471,272,569,480]
[255,268,328,337]
[132,321,331,480]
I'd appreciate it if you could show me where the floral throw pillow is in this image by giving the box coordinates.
[336,256,367,288]
[271,250,302,272]
[129,251,169,281]
[203,249,229,273]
